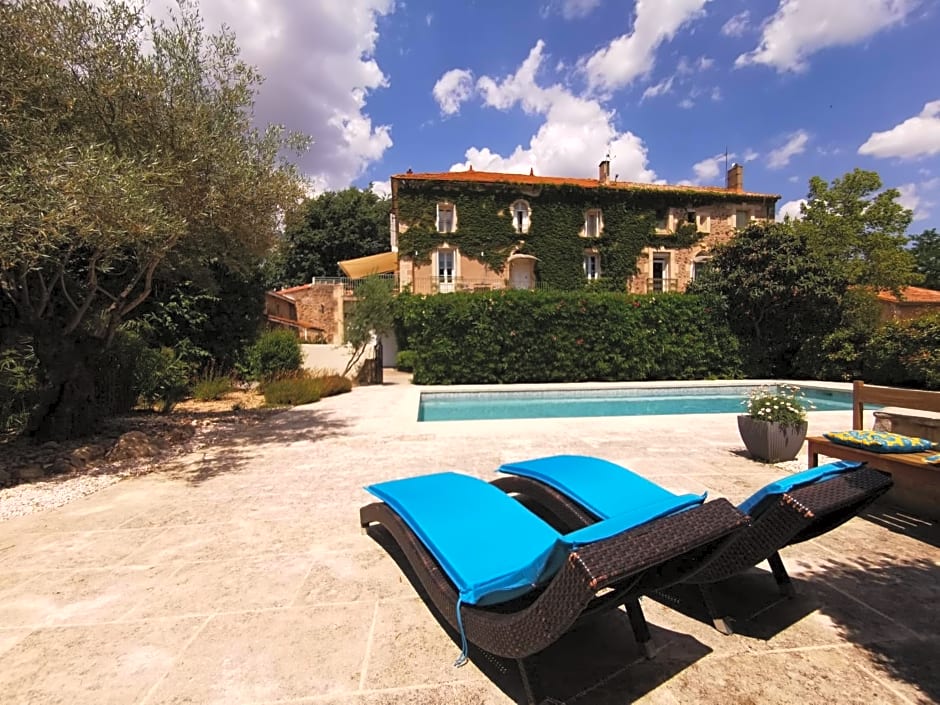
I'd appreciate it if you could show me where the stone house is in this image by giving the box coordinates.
[389,161,779,294]
[875,286,940,321]
[265,284,339,343]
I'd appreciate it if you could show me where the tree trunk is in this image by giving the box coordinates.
[26,332,101,441]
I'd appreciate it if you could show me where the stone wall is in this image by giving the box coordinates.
[291,285,344,343]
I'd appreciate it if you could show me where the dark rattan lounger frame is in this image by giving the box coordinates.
[494,465,893,635]
[361,489,748,704]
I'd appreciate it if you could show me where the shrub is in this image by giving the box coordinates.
[395,350,415,372]
[314,374,352,398]
[863,313,940,390]
[245,329,302,381]
[0,339,39,435]
[262,373,322,406]
[396,290,742,384]
[192,373,234,401]
[135,347,192,413]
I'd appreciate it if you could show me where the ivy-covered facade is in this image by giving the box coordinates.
[390,162,779,294]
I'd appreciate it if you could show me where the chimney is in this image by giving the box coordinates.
[726,163,743,192]
[598,159,610,184]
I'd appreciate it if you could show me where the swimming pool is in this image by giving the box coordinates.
[417,385,854,422]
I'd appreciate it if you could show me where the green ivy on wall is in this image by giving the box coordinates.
[394,179,751,289]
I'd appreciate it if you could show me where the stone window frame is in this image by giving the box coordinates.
[436,202,457,233]
[511,199,531,234]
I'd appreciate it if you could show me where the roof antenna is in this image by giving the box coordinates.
[724,147,729,174]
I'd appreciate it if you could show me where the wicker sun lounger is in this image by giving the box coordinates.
[360,472,748,705]
[494,455,894,635]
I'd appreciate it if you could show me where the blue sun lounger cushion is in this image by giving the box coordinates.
[498,454,706,520]
[736,460,862,515]
[366,471,706,665]
[366,472,567,608]
[497,454,861,520]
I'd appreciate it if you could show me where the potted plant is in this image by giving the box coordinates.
[737,385,814,462]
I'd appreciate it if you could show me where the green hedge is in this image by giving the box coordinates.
[862,313,940,389]
[396,290,742,384]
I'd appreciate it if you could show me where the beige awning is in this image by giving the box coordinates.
[338,251,398,278]
[507,253,538,262]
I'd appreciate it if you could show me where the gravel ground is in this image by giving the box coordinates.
[0,403,280,522]
[0,472,128,521]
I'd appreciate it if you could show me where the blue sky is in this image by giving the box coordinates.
[189,0,940,230]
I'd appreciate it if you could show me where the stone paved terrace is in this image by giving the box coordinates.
[1,374,938,704]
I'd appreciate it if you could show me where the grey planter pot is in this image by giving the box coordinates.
[737,415,808,463]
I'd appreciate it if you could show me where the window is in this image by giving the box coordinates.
[389,213,398,252]
[511,200,530,234]
[651,253,670,292]
[583,252,600,280]
[735,210,749,229]
[584,209,602,237]
[686,211,696,224]
[437,203,455,233]
[655,208,669,231]
[435,248,456,293]
[691,255,711,281]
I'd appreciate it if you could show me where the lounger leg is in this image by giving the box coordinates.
[517,658,555,705]
[767,552,796,598]
[623,598,655,659]
[698,585,733,635]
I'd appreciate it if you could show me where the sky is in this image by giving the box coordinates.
[181,0,940,231]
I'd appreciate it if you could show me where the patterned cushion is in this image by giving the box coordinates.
[922,454,940,465]
[824,430,934,454]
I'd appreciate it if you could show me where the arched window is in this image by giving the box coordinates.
[511,200,531,234]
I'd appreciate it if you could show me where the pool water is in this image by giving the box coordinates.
[417,386,853,422]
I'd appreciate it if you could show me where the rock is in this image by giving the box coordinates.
[107,431,165,461]
[40,441,60,451]
[46,457,75,475]
[71,444,106,464]
[0,469,11,487]
[16,464,45,481]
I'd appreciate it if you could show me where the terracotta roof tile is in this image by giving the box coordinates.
[393,170,779,200]
[876,286,940,304]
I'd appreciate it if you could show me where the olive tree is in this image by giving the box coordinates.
[0,0,308,437]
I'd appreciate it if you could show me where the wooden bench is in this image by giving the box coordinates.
[807,380,940,519]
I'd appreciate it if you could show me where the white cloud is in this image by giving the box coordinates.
[710,86,722,101]
[678,97,695,109]
[767,130,809,169]
[777,199,807,221]
[425,13,433,26]
[561,0,602,19]
[721,10,750,37]
[148,0,395,191]
[370,179,392,198]
[641,76,675,101]
[736,0,917,72]
[858,100,940,159]
[433,68,475,116]
[697,56,714,71]
[690,153,733,184]
[451,41,657,183]
[743,149,759,162]
[582,0,710,93]
[897,182,934,221]
[788,175,800,183]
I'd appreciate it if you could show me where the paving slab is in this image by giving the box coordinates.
[0,378,938,704]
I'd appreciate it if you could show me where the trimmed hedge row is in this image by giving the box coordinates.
[396,290,742,384]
